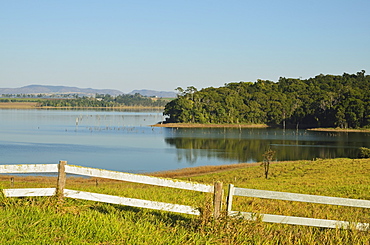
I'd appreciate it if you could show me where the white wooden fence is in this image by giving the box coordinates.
[2,162,369,230]
[0,161,223,217]
[226,184,370,231]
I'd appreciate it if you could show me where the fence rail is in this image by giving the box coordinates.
[3,188,57,197]
[233,187,370,208]
[65,164,213,193]
[63,189,200,215]
[226,184,370,231]
[0,161,219,216]
[0,164,58,173]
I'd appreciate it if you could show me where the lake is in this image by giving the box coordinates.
[1,109,369,173]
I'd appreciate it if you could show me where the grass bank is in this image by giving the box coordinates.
[1,158,370,244]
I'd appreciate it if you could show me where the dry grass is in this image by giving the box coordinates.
[0,162,263,185]
[0,165,254,193]
[0,102,38,109]
[150,162,263,178]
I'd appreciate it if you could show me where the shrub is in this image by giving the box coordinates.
[358,147,370,158]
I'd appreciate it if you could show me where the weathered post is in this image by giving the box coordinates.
[213,181,223,219]
[10,177,14,188]
[226,184,235,216]
[56,160,67,199]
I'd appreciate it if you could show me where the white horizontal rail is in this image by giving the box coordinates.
[0,164,58,173]
[64,189,200,215]
[2,188,200,215]
[234,188,370,209]
[65,165,213,193]
[3,188,56,197]
[229,211,369,231]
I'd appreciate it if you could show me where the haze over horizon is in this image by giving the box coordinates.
[1,1,369,93]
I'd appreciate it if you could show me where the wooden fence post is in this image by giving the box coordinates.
[226,184,234,215]
[213,181,223,219]
[56,160,67,199]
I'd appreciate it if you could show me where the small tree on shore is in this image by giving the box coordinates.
[262,148,276,179]
[358,147,370,158]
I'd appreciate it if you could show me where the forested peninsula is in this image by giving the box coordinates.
[164,71,369,129]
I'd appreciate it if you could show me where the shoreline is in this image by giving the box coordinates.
[150,162,262,178]
[152,122,269,128]
[0,158,365,181]
[307,128,370,133]
[0,161,271,181]
[1,103,368,132]
[0,102,163,110]
[154,123,370,132]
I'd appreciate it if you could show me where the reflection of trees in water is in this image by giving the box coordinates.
[175,148,199,165]
[165,137,361,163]
[166,138,266,163]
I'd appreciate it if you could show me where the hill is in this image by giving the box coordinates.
[0,85,123,96]
[0,85,177,98]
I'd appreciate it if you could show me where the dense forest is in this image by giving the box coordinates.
[164,71,370,129]
[38,93,169,108]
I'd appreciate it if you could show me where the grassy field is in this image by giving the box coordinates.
[1,158,370,244]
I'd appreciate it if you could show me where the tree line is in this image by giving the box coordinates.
[38,93,169,108]
[164,71,370,129]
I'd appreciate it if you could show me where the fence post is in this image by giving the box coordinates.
[56,160,67,199]
[226,184,234,216]
[213,181,223,219]
[10,177,14,187]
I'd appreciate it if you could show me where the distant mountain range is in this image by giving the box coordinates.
[0,85,177,98]
[0,85,123,96]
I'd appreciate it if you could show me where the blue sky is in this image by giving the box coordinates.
[1,0,369,93]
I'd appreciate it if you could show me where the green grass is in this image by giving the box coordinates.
[1,158,370,244]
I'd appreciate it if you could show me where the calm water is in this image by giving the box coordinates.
[1,109,369,173]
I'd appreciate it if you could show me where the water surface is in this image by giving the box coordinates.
[1,109,369,173]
